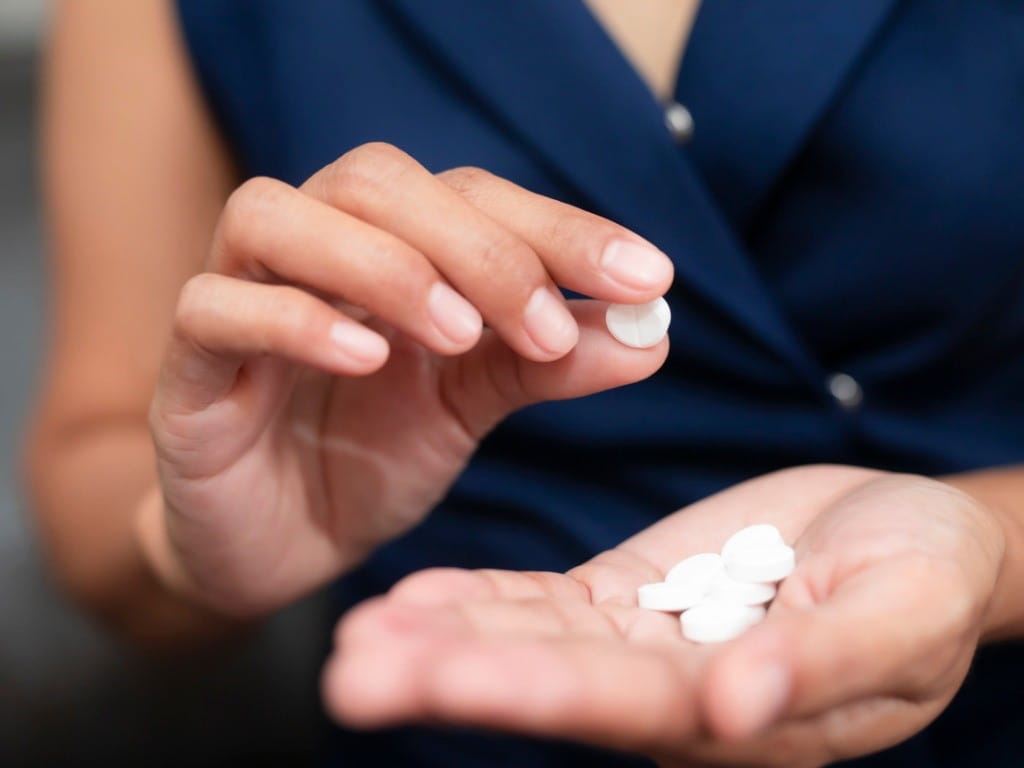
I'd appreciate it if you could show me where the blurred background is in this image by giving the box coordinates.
[1,3,328,765]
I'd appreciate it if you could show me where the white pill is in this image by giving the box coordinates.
[664,553,723,589]
[708,570,777,605]
[723,543,795,583]
[720,524,785,560]
[681,602,767,644]
[637,581,707,612]
[605,297,671,349]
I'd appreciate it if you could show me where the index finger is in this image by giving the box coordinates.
[438,166,674,302]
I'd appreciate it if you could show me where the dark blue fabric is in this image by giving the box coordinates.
[174,1,1024,765]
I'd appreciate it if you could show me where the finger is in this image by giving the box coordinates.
[438,166,674,301]
[419,638,700,753]
[157,272,388,415]
[345,594,620,651]
[385,565,688,651]
[439,299,670,438]
[683,688,956,768]
[662,710,836,768]
[443,598,620,640]
[324,629,701,755]
[388,567,589,608]
[813,693,955,764]
[306,143,578,361]
[210,176,483,356]
[700,556,971,739]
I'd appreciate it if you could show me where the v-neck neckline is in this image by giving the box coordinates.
[581,0,702,104]
[382,0,896,389]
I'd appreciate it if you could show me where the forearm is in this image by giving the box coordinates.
[25,420,246,652]
[943,465,1024,642]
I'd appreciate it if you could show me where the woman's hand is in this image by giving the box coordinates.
[142,143,673,617]
[324,465,1005,767]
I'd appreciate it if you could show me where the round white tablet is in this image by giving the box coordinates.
[681,602,767,644]
[605,297,671,349]
[723,543,795,583]
[720,524,785,560]
[708,570,777,605]
[637,581,707,612]
[664,553,723,589]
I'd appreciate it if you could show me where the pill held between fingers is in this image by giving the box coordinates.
[681,602,767,644]
[723,544,796,583]
[708,570,777,605]
[720,524,785,561]
[664,552,723,588]
[637,581,708,612]
[605,297,671,348]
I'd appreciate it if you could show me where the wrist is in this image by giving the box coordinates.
[134,486,208,608]
[978,499,1018,642]
[942,472,1020,642]
[92,485,253,650]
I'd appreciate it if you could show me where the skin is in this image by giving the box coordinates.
[143,153,674,617]
[29,0,239,647]
[584,0,702,101]
[324,466,1007,767]
[29,0,672,641]
[27,1,1024,764]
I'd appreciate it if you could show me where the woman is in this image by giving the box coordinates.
[27,0,1024,765]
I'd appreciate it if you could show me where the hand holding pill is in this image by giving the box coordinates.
[326,465,1004,766]
[146,145,674,614]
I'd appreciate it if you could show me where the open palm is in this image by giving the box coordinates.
[324,465,1003,767]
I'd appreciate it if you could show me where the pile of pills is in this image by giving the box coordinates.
[636,524,795,643]
[605,297,672,348]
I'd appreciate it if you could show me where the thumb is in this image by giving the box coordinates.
[699,557,965,739]
[444,299,669,439]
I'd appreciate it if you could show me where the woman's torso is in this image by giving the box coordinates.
[175,1,1024,765]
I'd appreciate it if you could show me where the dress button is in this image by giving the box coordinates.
[827,372,863,411]
[664,101,694,144]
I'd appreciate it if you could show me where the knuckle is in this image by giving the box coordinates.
[541,213,592,262]
[350,140,409,165]
[437,165,493,201]
[364,237,423,280]
[476,230,536,275]
[263,286,317,346]
[218,176,289,257]
[333,596,390,648]
[390,567,470,602]
[544,213,621,280]
[327,142,413,199]
[173,273,219,338]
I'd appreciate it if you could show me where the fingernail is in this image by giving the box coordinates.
[600,240,673,291]
[427,283,482,345]
[329,322,389,364]
[523,287,579,356]
[737,662,791,734]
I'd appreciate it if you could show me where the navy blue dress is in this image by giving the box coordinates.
[174,2,1024,765]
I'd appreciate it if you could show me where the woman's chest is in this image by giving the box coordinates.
[583,0,701,100]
